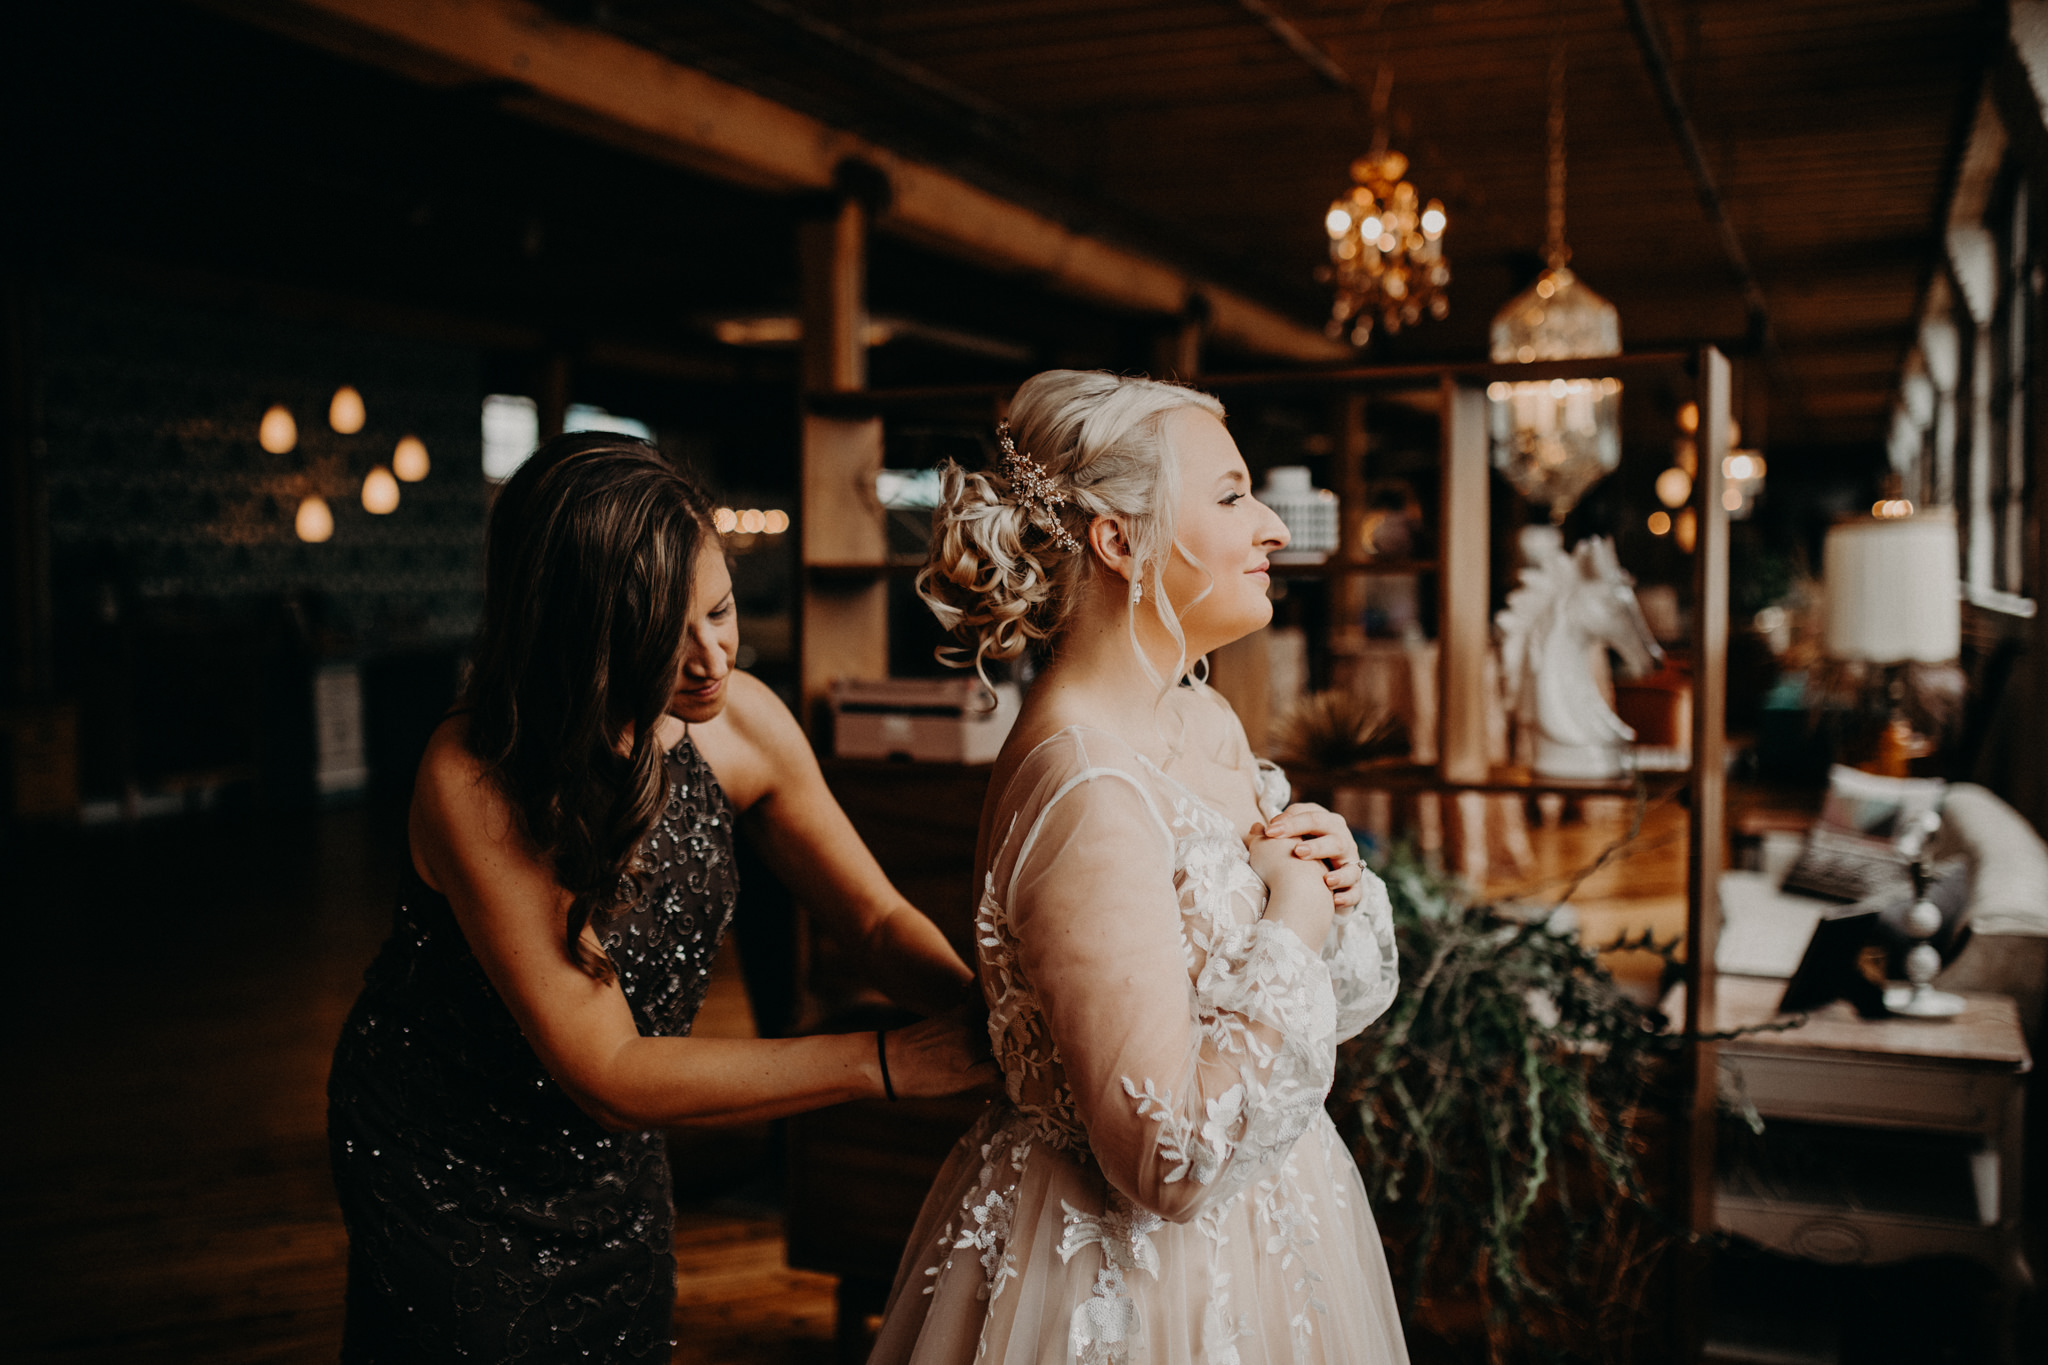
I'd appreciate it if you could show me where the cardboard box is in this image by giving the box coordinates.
[830,678,1020,765]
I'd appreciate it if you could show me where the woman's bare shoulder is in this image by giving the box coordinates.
[687,671,809,813]
[412,717,521,857]
[416,716,489,801]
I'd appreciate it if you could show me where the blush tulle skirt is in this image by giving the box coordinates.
[868,1102,1410,1365]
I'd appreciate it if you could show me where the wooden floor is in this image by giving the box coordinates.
[0,802,838,1364]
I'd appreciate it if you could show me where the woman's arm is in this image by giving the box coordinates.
[698,674,977,1017]
[413,723,992,1131]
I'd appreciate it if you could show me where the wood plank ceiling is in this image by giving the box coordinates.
[566,0,1990,447]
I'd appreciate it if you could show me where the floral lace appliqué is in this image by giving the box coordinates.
[1058,1194,1165,1365]
[924,1121,1036,1316]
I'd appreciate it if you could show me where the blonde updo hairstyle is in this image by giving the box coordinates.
[916,370,1226,694]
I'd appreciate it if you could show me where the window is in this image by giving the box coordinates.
[563,404,654,441]
[480,397,656,483]
[481,395,539,482]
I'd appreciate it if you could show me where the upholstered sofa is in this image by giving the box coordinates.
[1927,783,2048,1048]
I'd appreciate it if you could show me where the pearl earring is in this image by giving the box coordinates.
[1129,578,1143,604]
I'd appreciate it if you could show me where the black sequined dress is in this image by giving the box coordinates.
[328,737,738,1362]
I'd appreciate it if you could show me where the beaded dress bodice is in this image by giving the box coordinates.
[328,736,738,1362]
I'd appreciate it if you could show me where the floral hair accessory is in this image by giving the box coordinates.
[996,420,1081,554]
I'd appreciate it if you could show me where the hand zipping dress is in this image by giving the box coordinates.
[868,726,1407,1365]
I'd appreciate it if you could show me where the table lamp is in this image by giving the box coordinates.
[1822,511,1960,776]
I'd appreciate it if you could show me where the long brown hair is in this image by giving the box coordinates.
[463,433,716,982]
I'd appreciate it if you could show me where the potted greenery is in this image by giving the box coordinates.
[1333,849,1688,1364]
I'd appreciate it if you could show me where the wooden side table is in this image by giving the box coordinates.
[1709,976,2034,1359]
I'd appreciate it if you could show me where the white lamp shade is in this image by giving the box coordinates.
[1823,513,1960,663]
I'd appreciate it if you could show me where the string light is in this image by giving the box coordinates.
[393,435,430,482]
[362,465,400,515]
[330,386,366,434]
[1648,510,1672,536]
[714,507,788,537]
[295,495,334,543]
[260,405,298,454]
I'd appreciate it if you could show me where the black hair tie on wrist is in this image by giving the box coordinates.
[876,1028,897,1102]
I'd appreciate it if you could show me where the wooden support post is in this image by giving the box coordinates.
[799,196,867,395]
[798,194,886,734]
[1153,309,1204,382]
[1677,344,1733,1360]
[2029,177,2048,836]
[537,350,570,440]
[1438,379,1490,785]
[1331,393,1369,655]
[2,273,50,703]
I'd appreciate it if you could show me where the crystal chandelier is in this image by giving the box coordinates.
[1488,47,1623,523]
[1323,147,1449,347]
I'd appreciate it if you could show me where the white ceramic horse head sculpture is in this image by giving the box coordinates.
[1497,531,1663,780]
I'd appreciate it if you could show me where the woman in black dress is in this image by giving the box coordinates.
[327,434,994,1362]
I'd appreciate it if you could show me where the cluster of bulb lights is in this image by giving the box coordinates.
[1647,402,1766,548]
[1873,498,1916,519]
[1323,151,1449,346]
[259,386,431,543]
[713,507,790,537]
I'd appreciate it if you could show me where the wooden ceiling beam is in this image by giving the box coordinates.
[1622,0,1776,349]
[199,0,1350,362]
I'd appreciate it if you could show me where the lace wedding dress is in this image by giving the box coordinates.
[869,724,1408,1365]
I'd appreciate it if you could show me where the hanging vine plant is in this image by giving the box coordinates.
[1333,848,1690,1363]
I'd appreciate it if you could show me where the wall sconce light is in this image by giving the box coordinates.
[296,494,335,543]
[393,435,430,482]
[260,405,298,454]
[330,386,367,435]
[361,465,400,515]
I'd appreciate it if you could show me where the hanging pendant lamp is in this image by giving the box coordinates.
[1322,68,1449,347]
[1488,45,1623,523]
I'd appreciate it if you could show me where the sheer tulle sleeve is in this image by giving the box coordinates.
[1326,866,1400,1042]
[999,745,1338,1225]
[1252,756,1399,1043]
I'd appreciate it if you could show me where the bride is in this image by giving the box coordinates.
[872,371,1408,1365]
